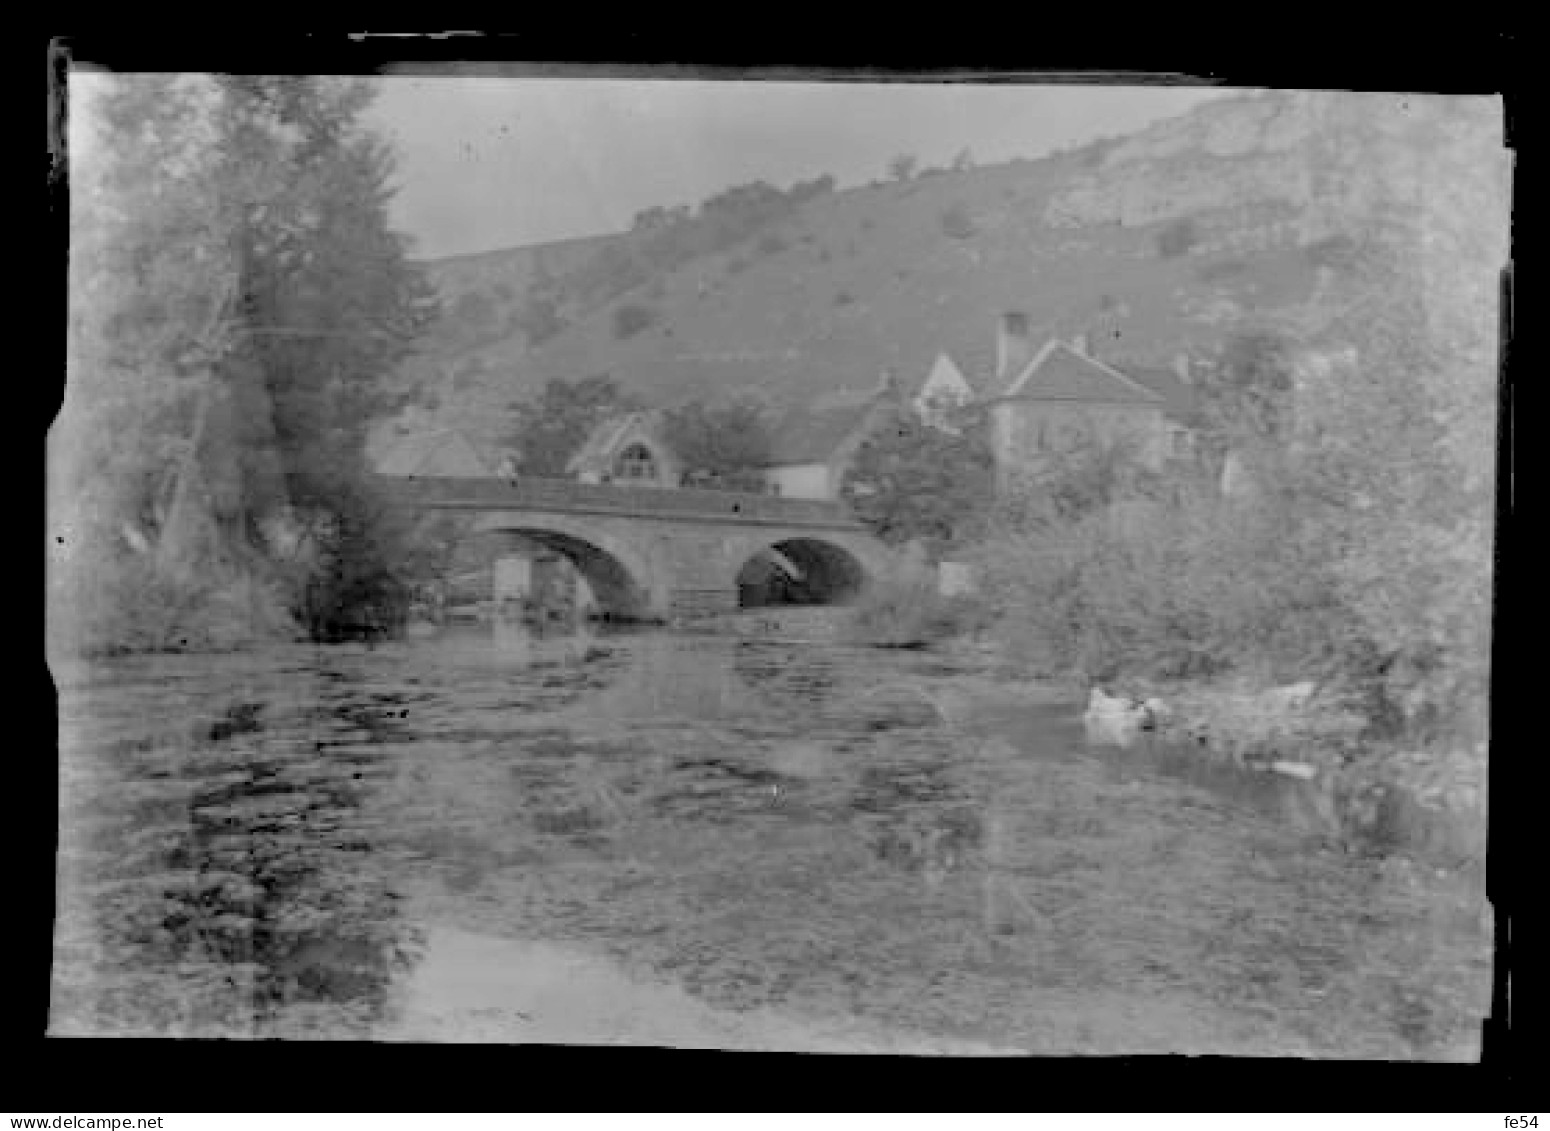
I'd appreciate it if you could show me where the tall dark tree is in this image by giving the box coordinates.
[660,399,772,490]
[201,76,439,638]
[507,375,640,477]
[56,73,440,649]
[215,77,438,505]
[841,412,995,554]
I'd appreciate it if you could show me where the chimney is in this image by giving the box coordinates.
[996,312,1032,382]
[1172,352,1192,383]
[1070,332,1089,357]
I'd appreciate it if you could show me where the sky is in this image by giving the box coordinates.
[365,77,1236,260]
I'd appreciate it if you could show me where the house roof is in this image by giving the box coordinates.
[914,352,975,405]
[374,427,492,477]
[761,400,879,466]
[1117,364,1203,424]
[564,410,667,475]
[993,340,1165,406]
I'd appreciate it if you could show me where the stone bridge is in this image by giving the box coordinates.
[376,475,896,621]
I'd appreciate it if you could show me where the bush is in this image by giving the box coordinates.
[1195,258,1250,285]
[1303,233,1365,276]
[971,481,1356,684]
[1155,217,1200,259]
[756,232,788,256]
[940,203,977,240]
[842,576,988,648]
[833,290,855,306]
[612,302,659,339]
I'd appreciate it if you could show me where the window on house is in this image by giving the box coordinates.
[615,443,657,481]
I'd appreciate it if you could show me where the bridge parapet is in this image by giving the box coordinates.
[376,474,865,530]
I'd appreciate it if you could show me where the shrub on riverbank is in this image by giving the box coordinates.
[973,481,1358,686]
[841,576,989,648]
[971,448,1489,867]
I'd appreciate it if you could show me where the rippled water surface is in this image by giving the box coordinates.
[52,626,1491,1055]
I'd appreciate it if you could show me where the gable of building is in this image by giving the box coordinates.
[565,410,679,481]
[376,428,492,478]
[914,353,974,407]
[997,340,1166,406]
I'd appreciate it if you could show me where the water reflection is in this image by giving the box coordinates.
[55,692,422,1038]
[55,622,1486,1053]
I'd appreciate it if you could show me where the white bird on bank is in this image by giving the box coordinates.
[1082,688,1168,749]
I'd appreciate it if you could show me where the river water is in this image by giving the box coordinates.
[51,625,1492,1056]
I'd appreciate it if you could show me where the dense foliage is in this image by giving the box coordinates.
[52,73,438,654]
[504,375,641,477]
[973,107,1503,837]
[659,399,773,491]
[841,411,995,555]
[888,154,918,182]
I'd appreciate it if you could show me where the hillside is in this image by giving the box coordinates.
[382,90,1506,460]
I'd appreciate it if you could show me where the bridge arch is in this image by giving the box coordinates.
[466,513,657,620]
[735,536,870,608]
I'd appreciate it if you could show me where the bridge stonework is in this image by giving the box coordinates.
[380,476,897,621]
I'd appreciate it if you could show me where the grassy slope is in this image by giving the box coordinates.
[393,95,1326,456]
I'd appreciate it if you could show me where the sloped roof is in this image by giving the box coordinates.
[995,340,1165,406]
[895,339,996,399]
[565,410,667,475]
[761,400,880,466]
[952,340,999,394]
[375,428,492,477]
[1118,364,1203,424]
[914,352,975,405]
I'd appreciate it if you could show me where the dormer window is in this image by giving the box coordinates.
[615,443,658,481]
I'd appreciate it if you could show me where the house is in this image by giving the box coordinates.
[565,410,682,488]
[1109,354,1205,465]
[912,353,977,431]
[373,425,494,478]
[976,312,1186,483]
[755,376,909,500]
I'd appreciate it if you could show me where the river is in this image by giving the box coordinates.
[51,625,1491,1056]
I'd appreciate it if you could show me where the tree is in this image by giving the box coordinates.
[1154,217,1199,258]
[660,399,772,491]
[951,148,975,172]
[512,256,566,345]
[59,74,236,568]
[1192,329,1300,482]
[841,412,994,554]
[507,375,640,477]
[212,76,439,638]
[940,202,977,239]
[887,154,918,182]
[790,174,836,201]
[1014,430,1164,529]
[612,302,659,339]
[53,72,440,650]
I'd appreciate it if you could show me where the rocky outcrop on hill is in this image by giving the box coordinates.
[1045,90,1506,250]
[399,90,1507,430]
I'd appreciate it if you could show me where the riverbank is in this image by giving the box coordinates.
[381,924,1020,1052]
[53,627,1491,1054]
